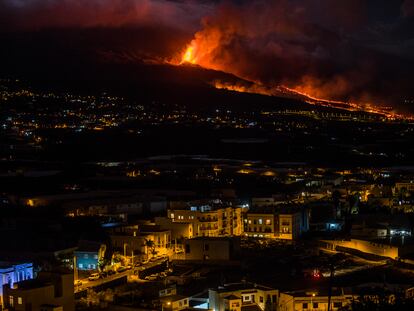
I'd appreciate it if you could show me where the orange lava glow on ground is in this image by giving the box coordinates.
[176,39,412,120]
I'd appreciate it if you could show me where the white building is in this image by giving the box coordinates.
[279,289,350,311]
[0,262,33,308]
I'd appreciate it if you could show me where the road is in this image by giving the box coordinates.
[319,247,388,277]
[74,258,168,293]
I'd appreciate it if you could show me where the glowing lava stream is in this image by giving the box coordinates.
[180,45,197,65]
[178,43,411,120]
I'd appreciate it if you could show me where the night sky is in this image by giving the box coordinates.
[1,0,414,112]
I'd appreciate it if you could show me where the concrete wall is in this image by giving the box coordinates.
[323,239,400,259]
[184,239,231,261]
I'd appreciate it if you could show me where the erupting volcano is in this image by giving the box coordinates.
[176,33,410,120]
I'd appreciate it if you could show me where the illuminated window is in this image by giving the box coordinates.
[9,296,14,307]
[266,219,271,225]
[170,213,175,219]
[18,297,22,305]
[258,219,263,225]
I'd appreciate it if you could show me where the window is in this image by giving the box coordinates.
[272,295,277,302]
[9,296,14,307]
[313,302,318,309]
[185,245,190,253]
[170,213,175,219]
[260,296,264,303]
[302,303,308,309]
[84,254,88,259]
[333,302,342,308]
[266,219,271,225]
[184,299,188,305]
[78,263,83,269]
[258,219,263,225]
[204,244,210,251]
[18,297,22,305]
[94,254,98,259]
[248,220,252,224]
[243,295,250,302]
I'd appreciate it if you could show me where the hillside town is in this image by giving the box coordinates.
[2,159,414,310]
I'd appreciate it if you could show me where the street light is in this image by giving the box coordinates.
[123,243,134,265]
[161,301,171,311]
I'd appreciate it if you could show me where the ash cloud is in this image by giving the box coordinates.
[186,0,414,110]
[0,0,212,31]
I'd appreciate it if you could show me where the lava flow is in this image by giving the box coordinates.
[177,40,410,120]
[181,45,197,64]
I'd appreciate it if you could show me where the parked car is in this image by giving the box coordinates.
[117,266,127,273]
[88,273,100,281]
[144,274,158,281]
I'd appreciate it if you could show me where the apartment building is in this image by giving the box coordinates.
[3,272,74,311]
[279,289,350,311]
[209,282,278,311]
[244,206,307,240]
[0,262,33,309]
[167,204,243,237]
[244,213,278,238]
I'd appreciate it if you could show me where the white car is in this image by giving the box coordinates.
[88,273,100,281]
[144,275,158,281]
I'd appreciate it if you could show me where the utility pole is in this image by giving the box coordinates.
[327,262,334,311]
[73,255,78,281]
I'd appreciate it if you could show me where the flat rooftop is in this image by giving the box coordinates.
[213,282,275,293]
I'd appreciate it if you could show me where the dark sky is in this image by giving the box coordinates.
[1,0,414,112]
